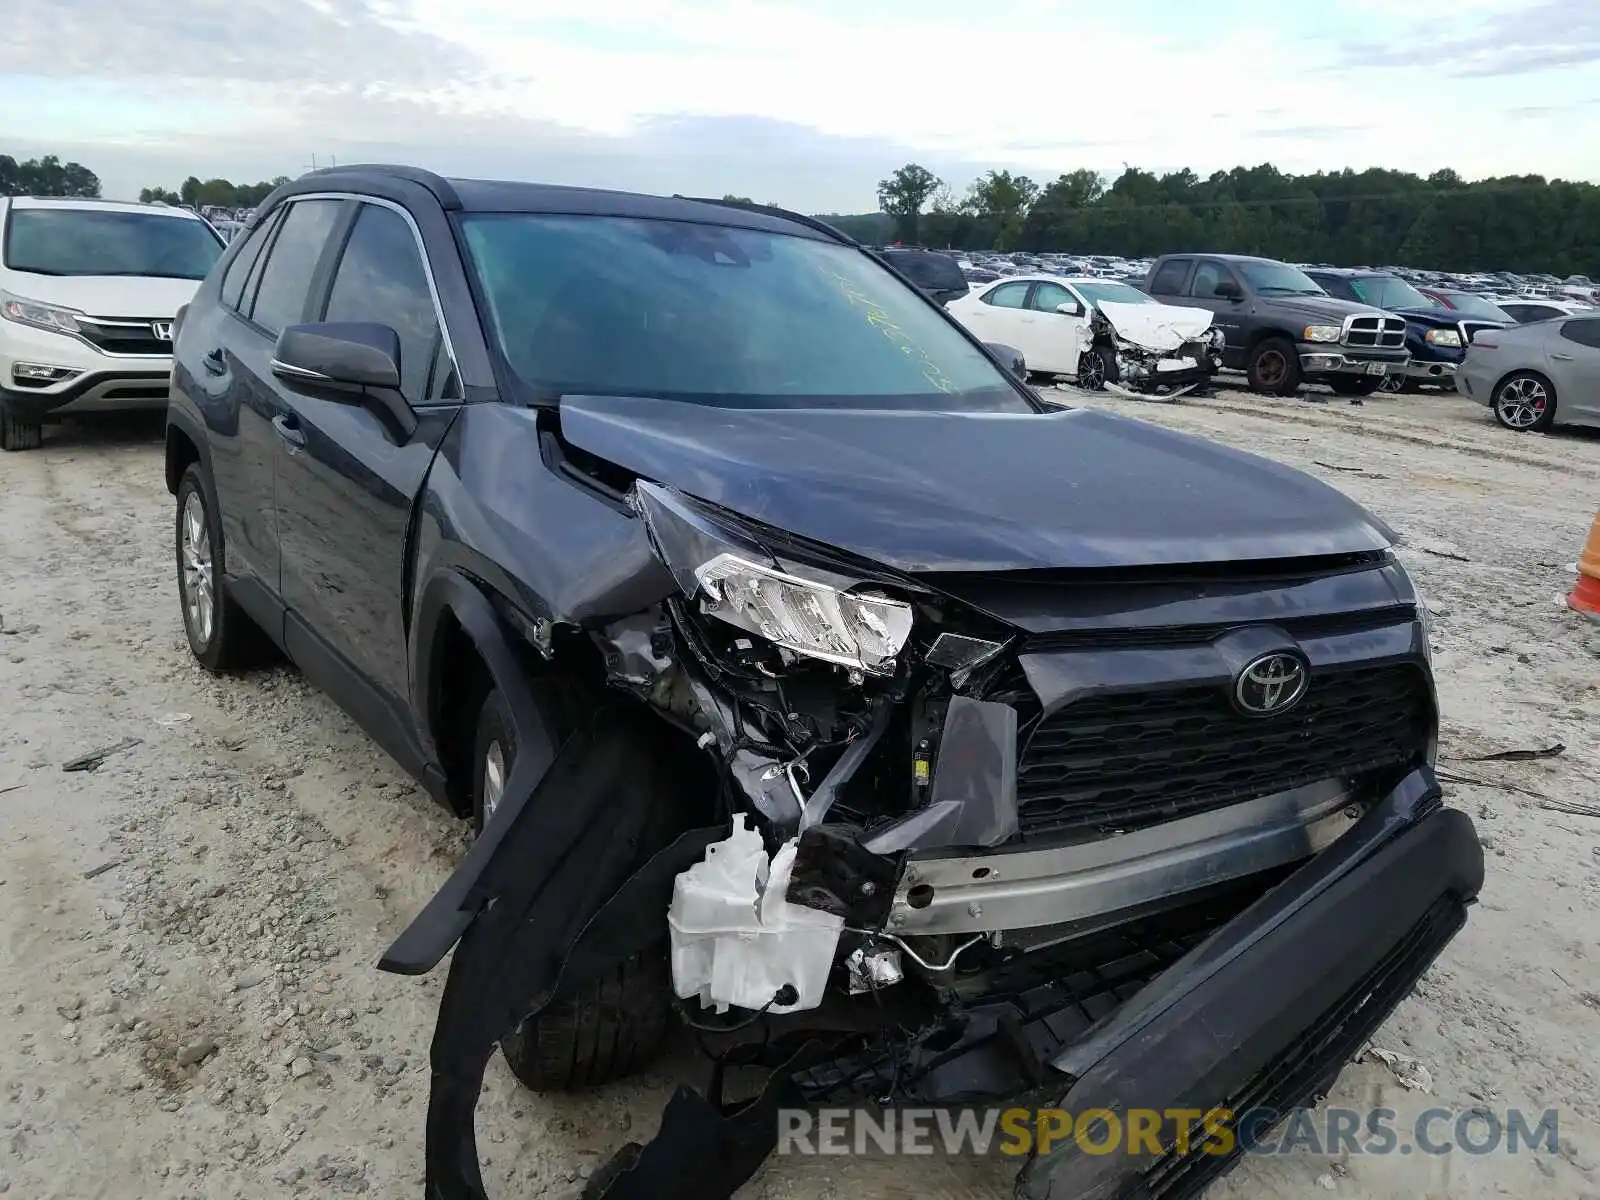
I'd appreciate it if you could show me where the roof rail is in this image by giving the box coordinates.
[300,163,461,210]
[674,196,857,246]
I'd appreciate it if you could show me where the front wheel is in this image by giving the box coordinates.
[1076,347,1116,391]
[0,405,42,451]
[1245,337,1303,395]
[1492,371,1556,432]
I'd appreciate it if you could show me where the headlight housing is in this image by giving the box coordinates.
[1,292,83,336]
[695,553,913,675]
[1302,324,1342,343]
[1424,328,1463,347]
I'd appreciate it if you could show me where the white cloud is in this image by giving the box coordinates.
[4,0,1598,208]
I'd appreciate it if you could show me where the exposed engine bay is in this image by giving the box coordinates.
[1084,300,1224,400]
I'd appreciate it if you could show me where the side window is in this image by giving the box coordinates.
[249,200,342,335]
[1527,306,1560,321]
[322,204,444,403]
[1149,258,1190,295]
[219,212,278,312]
[1189,260,1236,299]
[1559,318,1600,349]
[1029,282,1077,313]
[982,282,1031,309]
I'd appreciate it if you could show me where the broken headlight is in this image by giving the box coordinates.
[695,553,913,675]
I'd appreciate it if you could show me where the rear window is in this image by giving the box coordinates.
[879,249,968,293]
[3,208,224,280]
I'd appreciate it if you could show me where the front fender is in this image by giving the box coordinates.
[385,568,565,974]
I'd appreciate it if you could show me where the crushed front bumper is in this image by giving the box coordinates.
[579,767,1481,1200]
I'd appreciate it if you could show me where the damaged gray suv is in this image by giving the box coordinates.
[166,165,1484,1200]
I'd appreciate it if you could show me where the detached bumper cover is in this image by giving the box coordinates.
[1018,767,1481,1199]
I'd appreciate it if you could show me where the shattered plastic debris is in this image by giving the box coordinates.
[667,816,842,1014]
[1365,1046,1434,1092]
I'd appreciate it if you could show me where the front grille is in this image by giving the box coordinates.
[1342,315,1406,349]
[1129,896,1463,1199]
[1015,664,1431,839]
[1024,606,1414,653]
[77,318,170,357]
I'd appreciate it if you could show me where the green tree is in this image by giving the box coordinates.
[876,163,943,245]
[963,170,1039,250]
[0,154,101,197]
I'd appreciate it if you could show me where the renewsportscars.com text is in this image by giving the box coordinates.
[777,1105,1560,1159]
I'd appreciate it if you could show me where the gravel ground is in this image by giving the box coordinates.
[2,385,1599,1200]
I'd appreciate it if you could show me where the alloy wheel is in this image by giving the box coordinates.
[1495,377,1548,429]
[180,491,215,647]
[482,739,507,823]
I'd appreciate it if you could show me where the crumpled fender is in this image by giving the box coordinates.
[410,703,692,1200]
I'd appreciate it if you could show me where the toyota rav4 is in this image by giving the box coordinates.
[166,165,1483,1200]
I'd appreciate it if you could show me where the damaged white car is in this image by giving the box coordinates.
[947,275,1224,397]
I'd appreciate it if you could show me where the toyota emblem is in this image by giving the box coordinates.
[1233,652,1309,716]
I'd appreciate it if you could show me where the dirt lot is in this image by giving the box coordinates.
[3,385,1599,1200]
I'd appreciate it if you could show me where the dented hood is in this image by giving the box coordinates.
[559,395,1393,572]
[1098,301,1214,352]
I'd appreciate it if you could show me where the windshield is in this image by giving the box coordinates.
[1349,276,1432,311]
[1075,281,1154,307]
[459,214,1031,411]
[1236,261,1324,296]
[1440,292,1513,321]
[4,208,224,279]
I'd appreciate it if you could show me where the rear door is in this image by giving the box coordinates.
[953,279,1032,343]
[272,198,463,712]
[1546,318,1600,423]
[195,198,346,627]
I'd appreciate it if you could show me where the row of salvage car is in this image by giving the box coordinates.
[887,246,1589,410]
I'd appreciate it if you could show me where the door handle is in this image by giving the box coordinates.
[272,413,306,450]
[1550,353,1574,361]
[202,348,226,376]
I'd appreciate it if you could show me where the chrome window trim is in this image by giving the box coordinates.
[267,191,460,398]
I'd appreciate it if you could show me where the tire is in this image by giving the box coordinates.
[1491,370,1556,432]
[1245,337,1303,395]
[471,688,518,835]
[500,951,672,1092]
[1329,376,1383,397]
[1377,373,1409,395]
[175,463,270,671]
[1,405,42,451]
[471,686,674,1090]
[1076,346,1116,391]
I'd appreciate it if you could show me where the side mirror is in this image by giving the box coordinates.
[273,322,402,391]
[1213,280,1242,301]
[272,322,416,439]
[1054,302,1084,317]
[984,342,1027,380]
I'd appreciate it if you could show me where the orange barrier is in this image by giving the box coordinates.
[1570,511,1600,618]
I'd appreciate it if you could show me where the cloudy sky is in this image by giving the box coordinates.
[4,0,1600,211]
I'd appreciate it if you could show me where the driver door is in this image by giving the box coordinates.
[1023,281,1087,374]
[271,199,463,710]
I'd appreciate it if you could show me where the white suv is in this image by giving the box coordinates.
[0,196,225,450]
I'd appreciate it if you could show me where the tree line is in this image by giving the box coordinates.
[837,162,1600,276]
[140,175,291,209]
[1,155,102,198]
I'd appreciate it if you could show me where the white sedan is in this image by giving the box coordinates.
[947,274,1213,379]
